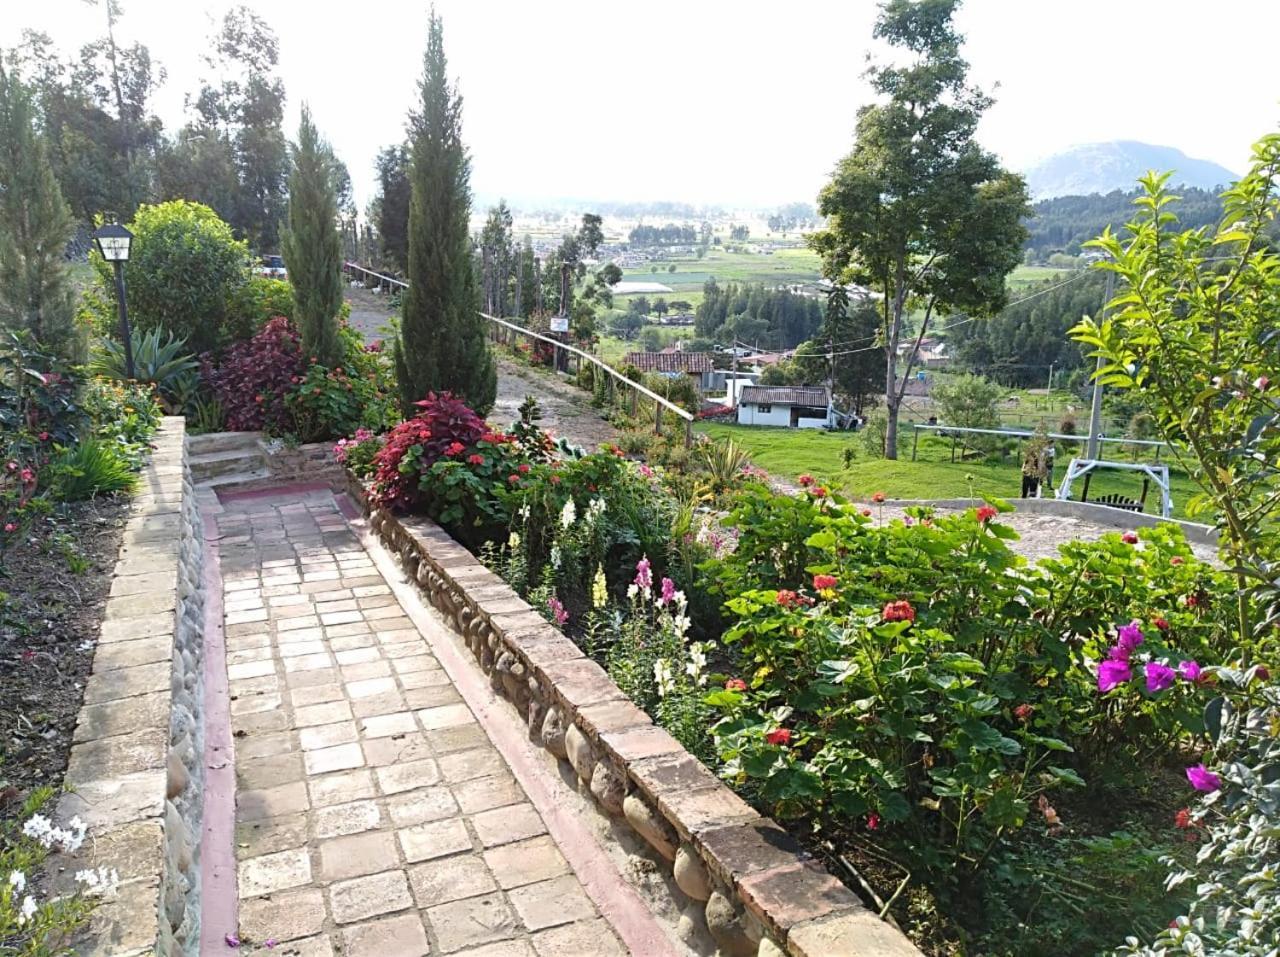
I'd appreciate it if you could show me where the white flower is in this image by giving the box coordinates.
[686,642,708,686]
[653,658,676,697]
[586,498,606,523]
[550,545,562,569]
[518,503,531,520]
[559,499,577,529]
[22,813,86,852]
[18,894,37,926]
[75,867,120,897]
[9,870,26,894]
[627,583,639,600]
[672,613,691,638]
[507,531,521,550]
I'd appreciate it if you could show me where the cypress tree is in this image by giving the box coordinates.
[395,9,495,415]
[281,104,343,367]
[0,62,79,361]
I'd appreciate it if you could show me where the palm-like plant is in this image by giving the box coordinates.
[89,329,199,413]
[694,438,753,502]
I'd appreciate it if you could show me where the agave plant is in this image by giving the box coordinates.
[89,329,199,413]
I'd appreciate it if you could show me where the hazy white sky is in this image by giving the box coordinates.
[4,0,1278,213]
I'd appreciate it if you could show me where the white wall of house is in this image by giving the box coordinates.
[737,402,793,427]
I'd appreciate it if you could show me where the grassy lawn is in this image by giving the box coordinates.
[1008,264,1071,288]
[614,246,822,310]
[698,422,1200,518]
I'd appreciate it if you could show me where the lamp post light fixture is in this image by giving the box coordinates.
[92,220,135,379]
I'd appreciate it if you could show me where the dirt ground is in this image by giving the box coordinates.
[343,285,619,451]
[0,497,130,815]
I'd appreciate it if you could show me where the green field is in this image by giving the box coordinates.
[1008,264,1070,288]
[697,422,1198,518]
[614,246,822,310]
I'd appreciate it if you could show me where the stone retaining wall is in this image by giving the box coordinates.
[52,418,206,956]
[348,474,920,957]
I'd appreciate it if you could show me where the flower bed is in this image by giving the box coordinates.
[337,390,1270,954]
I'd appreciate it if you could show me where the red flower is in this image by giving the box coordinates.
[976,505,998,523]
[882,600,915,623]
[871,491,886,504]
[1170,556,1185,566]
[724,678,747,691]
[255,394,264,404]
[1185,594,1202,608]
[866,812,880,831]
[38,432,49,441]
[812,486,828,499]
[517,464,531,474]
[19,468,34,484]
[1257,666,1271,682]
[508,474,520,484]
[798,474,814,487]
[1174,808,1192,829]
[467,454,485,466]
[1013,703,1033,723]
[445,441,466,457]
[765,728,792,746]
[813,574,838,591]
[776,590,799,608]
[861,508,872,517]
[1122,531,1139,545]
[1154,617,1170,632]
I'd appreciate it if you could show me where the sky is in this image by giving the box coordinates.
[4,0,1278,214]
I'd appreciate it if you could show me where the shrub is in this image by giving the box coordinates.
[226,276,294,327]
[201,317,305,432]
[88,328,198,414]
[333,428,383,480]
[86,201,250,352]
[47,440,137,500]
[285,365,364,444]
[369,392,487,510]
[82,377,161,466]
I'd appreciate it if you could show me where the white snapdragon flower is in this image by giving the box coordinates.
[672,613,691,638]
[507,531,521,550]
[627,583,639,600]
[559,499,577,529]
[550,545,562,569]
[686,642,708,686]
[586,498,606,523]
[653,658,676,698]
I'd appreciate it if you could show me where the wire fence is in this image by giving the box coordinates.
[909,422,1170,464]
[342,261,696,447]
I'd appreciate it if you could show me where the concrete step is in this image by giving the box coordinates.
[190,448,267,482]
[187,431,263,455]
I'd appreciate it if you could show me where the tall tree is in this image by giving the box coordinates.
[373,143,411,270]
[0,63,79,359]
[281,105,342,366]
[810,0,1029,458]
[395,10,495,414]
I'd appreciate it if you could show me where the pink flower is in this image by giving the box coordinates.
[468,454,485,465]
[634,556,653,591]
[765,728,792,746]
[1098,658,1132,692]
[1115,620,1144,656]
[38,432,49,441]
[508,474,519,484]
[5,461,16,471]
[866,812,880,831]
[1186,764,1221,793]
[445,441,465,457]
[1013,703,1033,723]
[1170,556,1185,566]
[19,468,34,483]
[1122,531,1139,545]
[813,574,838,591]
[659,577,676,605]
[1179,660,1202,682]
[547,596,569,626]
[1145,661,1176,693]
[798,474,814,487]
[776,589,799,608]
[724,678,747,691]
[517,464,531,474]
[639,464,654,478]
[1254,375,1269,391]
[976,505,998,523]
[882,600,915,623]
[225,934,241,948]
[1174,808,1192,829]
[812,486,827,499]
[3,523,15,533]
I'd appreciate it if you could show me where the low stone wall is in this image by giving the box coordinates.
[348,474,920,957]
[259,438,341,485]
[52,418,206,956]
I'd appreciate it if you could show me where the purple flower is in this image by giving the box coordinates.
[1186,763,1222,793]
[1115,619,1144,655]
[225,935,241,949]
[1107,644,1131,661]
[659,577,676,606]
[1179,660,1202,682]
[1098,659,1132,692]
[1145,661,1176,693]
[634,556,653,591]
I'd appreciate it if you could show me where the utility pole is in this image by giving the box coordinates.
[1047,361,1055,393]
[1085,269,1116,460]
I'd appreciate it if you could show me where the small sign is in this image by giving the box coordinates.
[549,316,569,333]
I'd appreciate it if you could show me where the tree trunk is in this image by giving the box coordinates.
[883,260,908,459]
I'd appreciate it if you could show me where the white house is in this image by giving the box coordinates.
[736,386,832,429]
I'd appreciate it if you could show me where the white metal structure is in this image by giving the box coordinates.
[1056,458,1173,518]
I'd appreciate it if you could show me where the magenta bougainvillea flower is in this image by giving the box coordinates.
[1145,661,1176,693]
[1116,620,1144,654]
[1098,659,1132,692]
[1179,660,1203,682]
[1186,764,1222,793]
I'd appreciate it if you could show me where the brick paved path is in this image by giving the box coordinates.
[212,487,630,956]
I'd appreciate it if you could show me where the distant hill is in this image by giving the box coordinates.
[1024,142,1238,200]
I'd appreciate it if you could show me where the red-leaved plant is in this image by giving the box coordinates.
[369,392,487,510]
[201,317,307,432]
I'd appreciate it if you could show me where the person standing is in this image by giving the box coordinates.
[1021,428,1050,498]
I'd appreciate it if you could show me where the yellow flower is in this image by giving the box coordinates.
[591,565,608,608]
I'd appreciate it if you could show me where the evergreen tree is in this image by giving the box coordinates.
[0,63,79,360]
[281,104,343,367]
[395,10,495,415]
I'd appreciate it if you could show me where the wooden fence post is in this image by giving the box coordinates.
[655,401,663,436]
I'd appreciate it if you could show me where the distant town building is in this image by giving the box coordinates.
[737,386,832,429]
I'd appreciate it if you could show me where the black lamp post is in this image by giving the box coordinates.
[92,221,135,379]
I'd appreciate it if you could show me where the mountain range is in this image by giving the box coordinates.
[1023,141,1238,200]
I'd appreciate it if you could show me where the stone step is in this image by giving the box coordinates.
[189,448,266,482]
[196,467,273,492]
[187,430,263,455]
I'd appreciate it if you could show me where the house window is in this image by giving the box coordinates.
[757,403,772,413]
